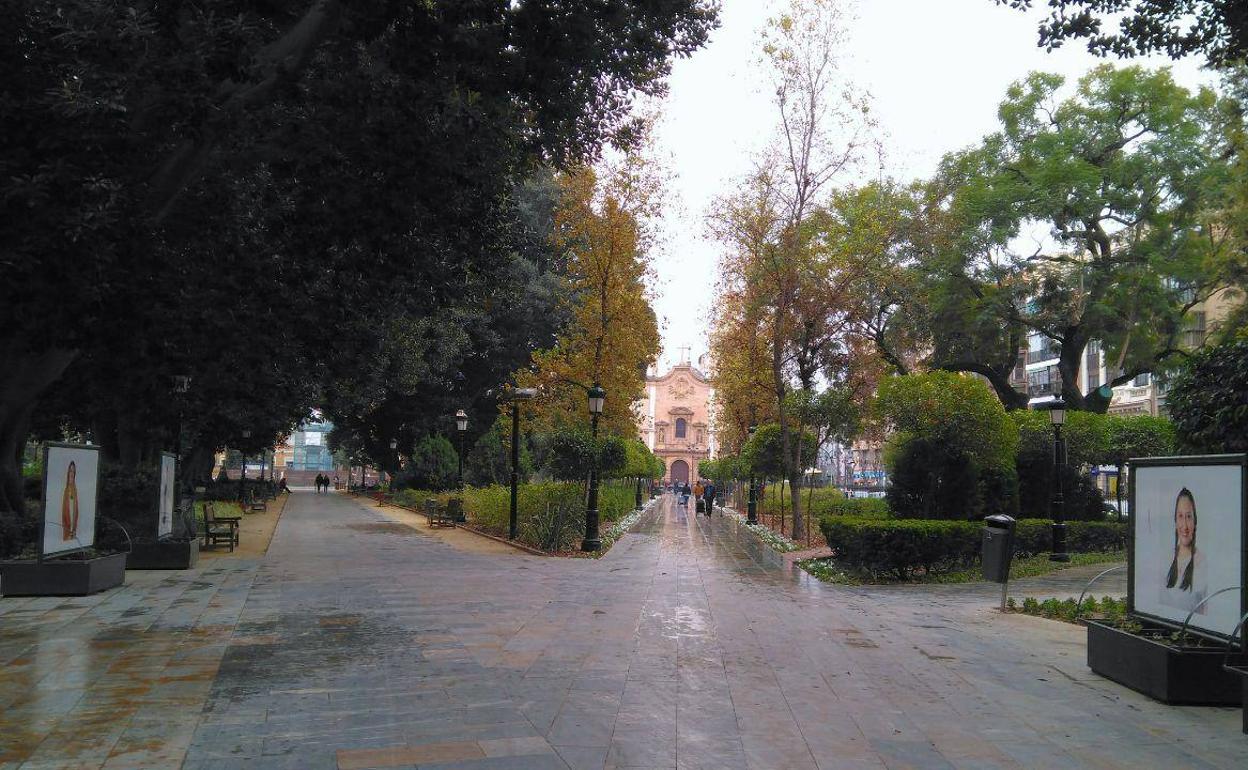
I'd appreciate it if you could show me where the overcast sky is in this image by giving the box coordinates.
[646,0,1214,372]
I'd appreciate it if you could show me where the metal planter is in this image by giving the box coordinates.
[0,552,127,597]
[1086,619,1242,706]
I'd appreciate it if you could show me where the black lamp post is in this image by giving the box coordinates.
[582,383,606,552]
[455,409,468,489]
[172,375,192,534]
[509,388,536,540]
[1047,397,1070,562]
[746,425,758,525]
[238,429,251,501]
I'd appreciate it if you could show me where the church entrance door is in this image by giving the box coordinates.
[670,460,689,485]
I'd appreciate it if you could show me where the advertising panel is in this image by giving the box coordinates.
[41,443,102,558]
[1130,455,1246,639]
[158,452,176,538]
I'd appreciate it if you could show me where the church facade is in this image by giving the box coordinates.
[635,355,717,485]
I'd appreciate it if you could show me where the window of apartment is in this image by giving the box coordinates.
[1132,373,1151,388]
[1085,341,1101,390]
[1182,311,1207,349]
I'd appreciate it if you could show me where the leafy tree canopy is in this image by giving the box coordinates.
[998,0,1248,68]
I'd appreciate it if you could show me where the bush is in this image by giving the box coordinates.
[817,496,890,520]
[821,516,1128,580]
[393,481,636,552]
[820,518,981,580]
[395,436,459,491]
[1167,337,1248,453]
[1013,519,1127,556]
[875,373,1020,520]
[1012,410,1107,521]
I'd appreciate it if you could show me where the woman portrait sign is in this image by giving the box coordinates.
[61,460,79,540]
[1160,487,1208,614]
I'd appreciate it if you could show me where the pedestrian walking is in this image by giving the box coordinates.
[703,481,716,516]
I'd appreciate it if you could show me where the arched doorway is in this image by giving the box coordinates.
[670,459,689,485]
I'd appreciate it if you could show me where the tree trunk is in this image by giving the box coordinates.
[0,347,79,514]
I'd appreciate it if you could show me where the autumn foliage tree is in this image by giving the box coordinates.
[707,0,872,541]
[519,156,662,439]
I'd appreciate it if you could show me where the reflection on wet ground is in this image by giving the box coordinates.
[1,492,1241,769]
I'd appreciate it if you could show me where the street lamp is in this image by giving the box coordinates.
[582,383,606,552]
[239,429,251,501]
[1046,398,1070,562]
[172,375,192,535]
[746,425,758,525]
[509,388,537,540]
[455,409,468,489]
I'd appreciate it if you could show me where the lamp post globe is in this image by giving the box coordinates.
[583,384,606,552]
[1046,397,1070,562]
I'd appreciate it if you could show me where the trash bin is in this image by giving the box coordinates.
[982,514,1016,584]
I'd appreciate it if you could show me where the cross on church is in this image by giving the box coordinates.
[677,344,690,364]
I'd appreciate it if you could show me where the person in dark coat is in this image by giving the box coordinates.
[703,481,716,516]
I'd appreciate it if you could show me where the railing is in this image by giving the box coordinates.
[1028,381,1058,397]
[1026,346,1061,364]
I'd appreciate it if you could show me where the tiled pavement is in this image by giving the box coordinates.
[0,492,1242,769]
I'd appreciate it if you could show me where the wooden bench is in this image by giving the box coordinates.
[202,502,240,551]
[247,490,268,513]
[424,498,454,529]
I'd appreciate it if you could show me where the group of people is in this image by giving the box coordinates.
[313,473,338,494]
[675,479,717,516]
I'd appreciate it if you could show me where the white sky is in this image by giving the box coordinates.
[647,0,1214,372]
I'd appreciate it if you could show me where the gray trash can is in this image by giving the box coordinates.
[982,514,1016,584]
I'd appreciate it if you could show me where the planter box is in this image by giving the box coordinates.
[0,552,127,597]
[1086,619,1242,705]
[126,540,200,570]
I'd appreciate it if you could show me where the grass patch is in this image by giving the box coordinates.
[798,549,1125,585]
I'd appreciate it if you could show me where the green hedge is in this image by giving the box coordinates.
[816,497,891,520]
[393,482,636,552]
[820,518,981,580]
[819,516,1126,580]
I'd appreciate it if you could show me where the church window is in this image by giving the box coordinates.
[675,418,687,438]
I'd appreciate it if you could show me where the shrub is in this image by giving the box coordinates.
[817,496,890,520]
[1012,410,1107,521]
[821,516,1127,580]
[1167,337,1248,453]
[820,518,982,580]
[396,436,459,491]
[874,373,1019,520]
[1013,519,1127,555]
[393,481,635,552]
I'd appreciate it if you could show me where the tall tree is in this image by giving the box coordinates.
[1,0,718,514]
[904,66,1237,412]
[519,157,663,438]
[709,0,870,540]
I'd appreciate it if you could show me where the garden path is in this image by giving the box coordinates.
[0,492,1239,769]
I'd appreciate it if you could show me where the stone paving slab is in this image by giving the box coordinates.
[1,491,1243,769]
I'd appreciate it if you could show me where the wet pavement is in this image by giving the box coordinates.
[0,492,1242,769]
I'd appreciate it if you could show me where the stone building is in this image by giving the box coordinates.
[636,353,717,485]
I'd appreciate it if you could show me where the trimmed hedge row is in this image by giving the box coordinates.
[819,517,1126,580]
[816,497,891,520]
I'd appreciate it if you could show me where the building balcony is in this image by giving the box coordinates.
[1027,381,1058,398]
[1026,346,1061,365]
